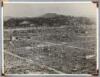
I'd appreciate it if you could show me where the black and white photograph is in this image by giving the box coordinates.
[3,2,97,74]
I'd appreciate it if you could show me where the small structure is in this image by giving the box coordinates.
[30,24,35,27]
[20,21,30,27]
[12,36,17,41]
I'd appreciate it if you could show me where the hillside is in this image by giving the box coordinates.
[4,13,94,28]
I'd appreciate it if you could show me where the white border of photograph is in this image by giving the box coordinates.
[2,1,99,77]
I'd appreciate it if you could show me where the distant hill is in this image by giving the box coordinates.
[41,13,64,18]
[4,13,94,28]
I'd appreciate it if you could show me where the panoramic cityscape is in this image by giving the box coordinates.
[4,3,97,74]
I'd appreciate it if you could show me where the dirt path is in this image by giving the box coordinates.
[4,51,65,74]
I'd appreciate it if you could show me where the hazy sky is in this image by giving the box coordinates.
[4,3,97,18]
